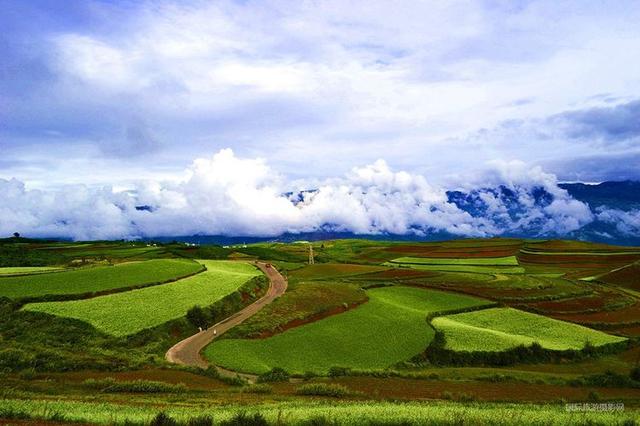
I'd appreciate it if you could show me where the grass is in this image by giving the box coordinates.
[432,307,627,352]
[205,286,488,374]
[0,259,203,299]
[23,261,260,336]
[0,266,64,276]
[0,398,637,425]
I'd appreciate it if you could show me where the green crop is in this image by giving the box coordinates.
[205,286,488,374]
[432,307,627,352]
[0,259,202,299]
[23,261,260,336]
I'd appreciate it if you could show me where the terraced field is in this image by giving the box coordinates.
[0,259,203,299]
[387,256,525,274]
[432,307,627,352]
[0,266,64,276]
[205,286,489,374]
[23,261,260,336]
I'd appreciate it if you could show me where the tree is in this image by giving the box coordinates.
[12,232,20,238]
[186,305,208,329]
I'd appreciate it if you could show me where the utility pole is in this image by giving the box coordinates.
[309,244,315,265]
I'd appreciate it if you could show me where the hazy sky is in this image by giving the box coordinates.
[2,0,640,190]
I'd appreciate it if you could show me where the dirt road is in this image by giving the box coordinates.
[165,261,287,369]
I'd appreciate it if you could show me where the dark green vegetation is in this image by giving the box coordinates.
[1,237,640,425]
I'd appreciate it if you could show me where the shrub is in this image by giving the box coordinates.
[327,366,352,377]
[588,391,601,402]
[457,392,476,402]
[219,374,248,386]
[257,367,290,383]
[242,384,272,394]
[149,412,178,426]
[186,305,209,329]
[630,367,640,382]
[220,412,268,426]
[440,391,453,400]
[296,383,350,398]
[570,370,639,388]
[84,378,186,393]
[187,415,214,426]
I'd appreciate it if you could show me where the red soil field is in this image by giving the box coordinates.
[525,240,640,253]
[357,268,439,280]
[551,301,640,325]
[386,244,522,258]
[43,369,228,391]
[599,263,640,290]
[518,253,640,266]
[274,376,640,402]
[527,290,632,314]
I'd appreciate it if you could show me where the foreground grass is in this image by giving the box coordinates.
[432,307,627,352]
[205,286,488,374]
[0,259,202,299]
[23,261,260,336]
[0,398,637,425]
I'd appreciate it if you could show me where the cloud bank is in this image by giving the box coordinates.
[3,149,633,242]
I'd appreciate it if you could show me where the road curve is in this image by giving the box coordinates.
[165,261,287,368]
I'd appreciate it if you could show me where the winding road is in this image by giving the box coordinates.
[165,261,287,369]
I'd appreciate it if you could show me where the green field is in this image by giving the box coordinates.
[0,259,203,299]
[0,266,64,276]
[387,256,525,274]
[205,286,489,374]
[432,307,627,352]
[0,398,636,426]
[391,256,520,265]
[23,261,260,336]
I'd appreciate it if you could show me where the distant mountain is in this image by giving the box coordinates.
[559,181,640,211]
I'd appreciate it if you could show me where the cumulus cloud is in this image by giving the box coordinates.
[596,208,640,236]
[0,149,618,241]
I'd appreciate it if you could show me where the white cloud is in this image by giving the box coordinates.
[0,149,611,241]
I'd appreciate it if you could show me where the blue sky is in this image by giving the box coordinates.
[1,0,639,189]
[1,1,640,240]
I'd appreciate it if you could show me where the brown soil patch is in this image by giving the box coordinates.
[357,268,439,280]
[527,290,631,314]
[600,263,640,290]
[276,377,640,402]
[386,245,522,258]
[551,301,640,325]
[255,299,367,338]
[43,369,228,390]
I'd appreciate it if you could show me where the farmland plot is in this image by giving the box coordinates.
[432,307,627,352]
[0,259,203,299]
[23,261,260,336]
[205,286,489,374]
